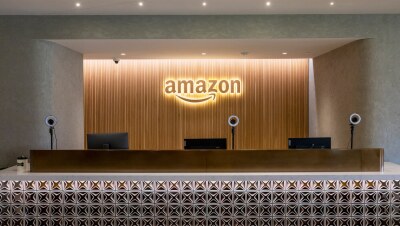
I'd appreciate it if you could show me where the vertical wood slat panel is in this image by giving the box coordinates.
[84,59,309,150]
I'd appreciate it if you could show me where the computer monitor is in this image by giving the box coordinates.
[288,137,331,149]
[87,133,129,150]
[184,138,227,150]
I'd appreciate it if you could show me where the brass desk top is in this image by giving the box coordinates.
[30,149,383,173]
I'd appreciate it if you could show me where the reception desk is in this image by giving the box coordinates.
[30,149,384,173]
[1,148,395,226]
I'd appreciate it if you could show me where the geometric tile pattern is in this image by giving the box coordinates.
[1,180,399,226]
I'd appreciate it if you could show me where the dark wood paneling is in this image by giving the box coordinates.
[30,149,383,173]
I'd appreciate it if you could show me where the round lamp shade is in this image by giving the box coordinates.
[228,115,240,127]
[45,115,57,127]
[349,113,361,125]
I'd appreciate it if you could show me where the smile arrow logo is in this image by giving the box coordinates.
[175,93,216,103]
[164,79,242,104]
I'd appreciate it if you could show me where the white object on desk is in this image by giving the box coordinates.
[17,156,28,173]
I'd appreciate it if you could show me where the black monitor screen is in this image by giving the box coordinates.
[288,137,331,149]
[184,138,227,150]
[87,133,129,150]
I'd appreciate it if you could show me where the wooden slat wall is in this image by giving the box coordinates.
[84,59,309,150]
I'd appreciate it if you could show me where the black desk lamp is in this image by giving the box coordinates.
[45,115,57,150]
[349,113,361,149]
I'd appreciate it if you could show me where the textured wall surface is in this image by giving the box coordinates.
[0,40,83,168]
[50,42,84,152]
[308,59,318,137]
[314,37,400,164]
[314,40,372,149]
[0,15,398,39]
[0,14,399,163]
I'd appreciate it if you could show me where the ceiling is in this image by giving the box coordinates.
[51,38,359,59]
[1,0,400,15]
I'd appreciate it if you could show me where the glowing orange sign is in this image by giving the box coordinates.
[164,79,242,103]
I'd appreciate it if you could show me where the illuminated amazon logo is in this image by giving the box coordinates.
[164,79,242,103]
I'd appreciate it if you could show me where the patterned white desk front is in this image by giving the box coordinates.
[1,163,400,226]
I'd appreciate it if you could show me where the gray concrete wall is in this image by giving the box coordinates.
[49,42,84,153]
[313,40,373,150]
[0,39,83,168]
[314,36,400,163]
[0,14,399,165]
[308,59,318,137]
[0,15,398,39]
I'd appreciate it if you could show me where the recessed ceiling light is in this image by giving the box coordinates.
[202,2,207,6]
[282,52,288,55]
[121,53,126,56]
[201,52,207,55]
[330,2,335,6]
[138,2,144,6]
[266,1,271,6]
[75,2,81,7]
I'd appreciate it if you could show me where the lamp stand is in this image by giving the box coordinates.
[231,127,235,150]
[350,124,355,149]
[49,127,54,150]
